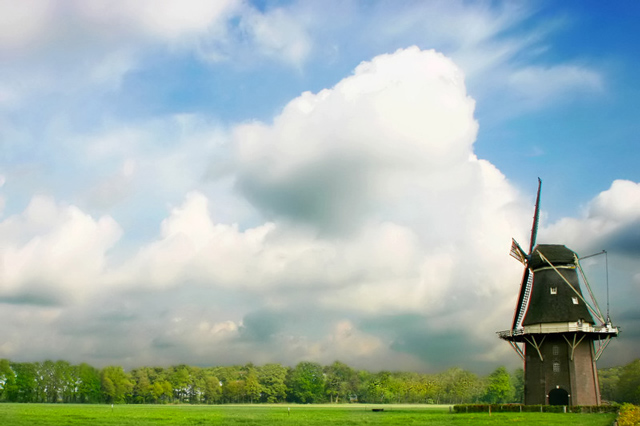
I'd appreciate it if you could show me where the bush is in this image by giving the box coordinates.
[452,404,618,414]
[618,403,640,426]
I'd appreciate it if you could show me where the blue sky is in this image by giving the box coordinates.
[0,0,639,372]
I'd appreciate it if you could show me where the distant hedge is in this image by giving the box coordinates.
[453,404,618,414]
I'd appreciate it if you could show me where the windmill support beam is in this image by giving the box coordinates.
[523,335,546,361]
[594,336,612,361]
[562,334,586,361]
[508,341,525,361]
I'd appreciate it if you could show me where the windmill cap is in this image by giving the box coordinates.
[530,244,576,270]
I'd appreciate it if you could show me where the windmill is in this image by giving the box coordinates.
[498,179,619,406]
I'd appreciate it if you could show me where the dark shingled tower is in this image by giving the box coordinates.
[498,180,618,406]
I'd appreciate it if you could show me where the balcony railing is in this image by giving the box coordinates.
[497,322,619,339]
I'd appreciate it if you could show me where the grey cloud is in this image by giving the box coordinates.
[600,220,640,255]
[238,310,285,343]
[391,329,495,372]
[237,155,372,234]
[0,293,61,307]
[238,306,340,345]
[618,308,640,322]
[151,337,178,350]
[58,311,140,338]
[0,280,69,307]
[615,309,640,340]
[359,314,495,372]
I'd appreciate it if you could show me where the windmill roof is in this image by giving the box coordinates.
[529,244,576,270]
[522,245,595,326]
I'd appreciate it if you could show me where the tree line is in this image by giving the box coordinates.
[0,358,637,405]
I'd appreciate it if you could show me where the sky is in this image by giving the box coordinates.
[0,0,639,374]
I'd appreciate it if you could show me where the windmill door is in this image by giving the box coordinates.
[548,388,569,406]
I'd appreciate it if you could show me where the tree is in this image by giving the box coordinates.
[11,363,38,402]
[287,362,325,403]
[170,366,192,403]
[202,375,221,404]
[422,374,445,404]
[398,372,428,403]
[324,361,357,403]
[258,364,288,403]
[101,366,133,403]
[599,366,621,402]
[439,367,482,404]
[618,359,640,404]
[60,361,81,403]
[77,363,102,403]
[151,380,173,403]
[38,360,73,403]
[483,366,514,404]
[365,371,400,403]
[102,376,116,403]
[356,370,373,403]
[189,367,208,404]
[223,379,245,403]
[0,359,16,402]
[40,360,58,402]
[131,368,153,403]
[244,367,261,403]
[511,368,524,404]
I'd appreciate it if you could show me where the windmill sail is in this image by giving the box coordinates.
[510,178,542,332]
[528,178,542,253]
[511,268,532,331]
[510,239,527,264]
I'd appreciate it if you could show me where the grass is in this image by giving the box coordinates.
[0,403,617,425]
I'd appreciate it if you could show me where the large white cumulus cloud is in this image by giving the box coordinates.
[235,47,480,230]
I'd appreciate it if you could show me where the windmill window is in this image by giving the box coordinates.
[553,362,560,373]
[552,345,559,356]
[550,287,558,295]
[572,297,579,305]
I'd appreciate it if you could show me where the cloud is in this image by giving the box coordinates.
[535,180,640,366]
[287,0,602,119]
[234,47,479,232]
[360,314,494,369]
[506,65,603,106]
[76,0,240,41]
[0,196,122,305]
[237,6,311,66]
[0,46,534,371]
[589,180,640,223]
[0,0,53,51]
[0,29,634,373]
[69,47,528,370]
[0,0,311,114]
[542,180,640,254]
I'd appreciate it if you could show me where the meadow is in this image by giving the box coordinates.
[0,403,617,426]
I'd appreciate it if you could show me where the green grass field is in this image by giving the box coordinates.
[0,403,617,425]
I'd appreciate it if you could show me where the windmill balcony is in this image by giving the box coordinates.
[497,321,619,341]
